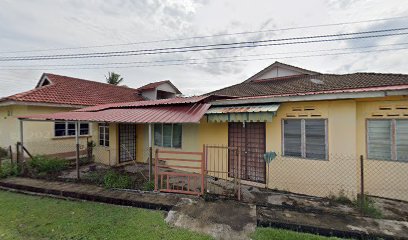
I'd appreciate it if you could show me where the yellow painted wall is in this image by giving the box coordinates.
[91,123,119,166]
[356,98,408,201]
[0,105,91,157]
[143,97,407,201]
[265,100,358,198]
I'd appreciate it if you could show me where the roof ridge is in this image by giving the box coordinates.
[44,73,139,91]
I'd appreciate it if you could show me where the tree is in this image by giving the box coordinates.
[105,72,123,85]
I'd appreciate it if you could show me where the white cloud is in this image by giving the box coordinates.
[0,0,407,97]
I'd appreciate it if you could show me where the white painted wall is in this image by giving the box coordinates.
[255,67,301,80]
[141,89,156,100]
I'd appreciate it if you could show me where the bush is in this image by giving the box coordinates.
[142,181,155,191]
[0,147,9,159]
[328,189,353,205]
[0,162,18,178]
[29,155,69,174]
[103,170,133,189]
[354,195,383,218]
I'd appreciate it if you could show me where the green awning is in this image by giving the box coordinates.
[206,104,280,122]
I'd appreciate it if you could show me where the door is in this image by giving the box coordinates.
[228,122,266,183]
[119,124,136,163]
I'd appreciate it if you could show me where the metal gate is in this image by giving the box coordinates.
[228,122,266,183]
[205,145,241,200]
[154,148,204,196]
[119,124,136,163]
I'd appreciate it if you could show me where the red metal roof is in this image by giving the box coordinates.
[20,104,210,123]
[1,73,145,106]
[75,96,210,112]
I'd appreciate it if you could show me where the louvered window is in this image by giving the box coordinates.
[283,119,327,160]
[368,119,408,161]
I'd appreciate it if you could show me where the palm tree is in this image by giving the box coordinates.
[105,72,124,85]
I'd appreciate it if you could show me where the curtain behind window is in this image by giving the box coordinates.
[163,124,172,147]
[172,124,182,148]
[154,124,162,146]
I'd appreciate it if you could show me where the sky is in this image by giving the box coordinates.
[0,0,407,97]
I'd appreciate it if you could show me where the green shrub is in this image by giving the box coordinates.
[354,195,383,218]
[142,181,155,191]
[29,155,69,174]
[103,170,133,189]
[85,171,106,185]
[328,189,353,205]
[0,147,9,159]
[0,162,18,178]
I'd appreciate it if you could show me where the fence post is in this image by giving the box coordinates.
[75,121,80,180]
[154,149,159,192]
[8,145,13,166]
[360,155,365,215]
[16,143,20,167]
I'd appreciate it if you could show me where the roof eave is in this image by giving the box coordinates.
[211,89,408,106]
[0,100,88,108]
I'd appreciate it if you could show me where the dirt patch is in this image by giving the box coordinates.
[166,198,256,240]
[258,206,408,239]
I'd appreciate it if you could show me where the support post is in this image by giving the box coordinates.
[201,145,205,196]
[154,148,159,192]
[19,120,24,163]
[75,121,80,180]
[238,148,241,201]
[148,123,153,182]
[360,155,365,215]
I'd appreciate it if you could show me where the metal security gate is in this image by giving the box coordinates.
[228,122,266,183]
[119,124,136,163]
[205,145,241,200]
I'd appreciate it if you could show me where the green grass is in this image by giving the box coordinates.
[0,190,211,240]
[0,190,344,240]
[252,228,342,240]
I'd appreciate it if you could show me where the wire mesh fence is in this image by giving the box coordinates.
[5,139,408,203]
[204,144,408,203]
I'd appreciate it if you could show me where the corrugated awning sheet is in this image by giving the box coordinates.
[206,104,280,122]
[20,104,210,123]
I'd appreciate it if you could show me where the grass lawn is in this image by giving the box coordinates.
[0,190,341,240]
[252,228,342,240]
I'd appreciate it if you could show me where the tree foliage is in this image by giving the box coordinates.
[105,72,123,85]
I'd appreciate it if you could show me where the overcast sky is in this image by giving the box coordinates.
[0,0,407,97]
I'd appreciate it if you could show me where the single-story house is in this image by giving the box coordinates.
[17,62,408,200]
[0,73,181,158]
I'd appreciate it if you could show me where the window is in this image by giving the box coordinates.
[99,123,109,147]
[283,119,327,160]
[154,123,182,148]
[54,122,89,137]
[367,119,408,161]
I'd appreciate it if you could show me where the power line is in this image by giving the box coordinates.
[1,28,407,61]
[1,42,407,68]
[1,46,406,71]
[1,15,407,54]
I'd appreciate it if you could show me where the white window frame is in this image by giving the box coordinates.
[54,121,90,137]
[366,119,408,162]
[154,123,182,149]
[99,123,109,147]
[282,118,328,160]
